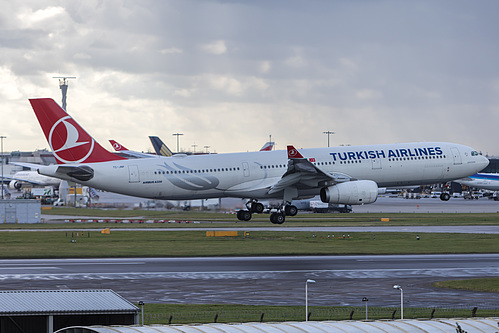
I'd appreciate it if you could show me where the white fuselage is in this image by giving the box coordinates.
[38,142,488,201]
[456,173,499,191]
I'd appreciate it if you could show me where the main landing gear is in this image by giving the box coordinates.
[439,192,451,201]
[236,200,298,224]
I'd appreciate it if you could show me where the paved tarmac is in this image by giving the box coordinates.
[0,255,497,308]
[354,196,499,213]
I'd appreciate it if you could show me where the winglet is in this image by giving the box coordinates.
[287,145,304,159]
[29,98,126,164]
[109,140,129,152]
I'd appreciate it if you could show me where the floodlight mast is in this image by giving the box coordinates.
[53,76,76,111]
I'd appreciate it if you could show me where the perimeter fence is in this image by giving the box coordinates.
[145,304,499,325]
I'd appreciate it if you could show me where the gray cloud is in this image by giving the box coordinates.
[0,0,498,155]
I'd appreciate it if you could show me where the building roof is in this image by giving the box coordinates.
[56,318,499,333]
[0,289,138,315]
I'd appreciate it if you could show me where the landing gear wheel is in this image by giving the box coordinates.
[270,212,285,224]
[284,205,298,216]
[237,210,252,221]
[241,210,252,221]
[440,193,451,201]
[251,202,265,214]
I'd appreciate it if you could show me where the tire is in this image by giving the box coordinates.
[440,193,451,201]
[270,212,277,224]
[274,212,285,224]
[251,202,265,214]
[241,210,252,221]
[285,205,298,216]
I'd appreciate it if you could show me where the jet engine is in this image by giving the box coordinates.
[320,180,378,205]
[9,180,22,190]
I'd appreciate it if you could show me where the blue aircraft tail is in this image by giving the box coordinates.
[149,136,173,157]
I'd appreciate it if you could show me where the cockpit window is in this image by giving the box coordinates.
[471,151,479,156]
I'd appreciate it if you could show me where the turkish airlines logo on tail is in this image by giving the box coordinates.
[112,142,123,150]
[49,116,95,163]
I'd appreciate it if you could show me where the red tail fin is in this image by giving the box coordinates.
[29,98,126,164]
[287,145,304,159]
[109,140,129,152]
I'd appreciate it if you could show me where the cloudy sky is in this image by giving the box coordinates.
[1,0,499,156]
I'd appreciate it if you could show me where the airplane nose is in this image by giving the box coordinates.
[480,156,489,169]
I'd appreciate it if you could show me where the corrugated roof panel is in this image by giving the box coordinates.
[442,318,499,332]
[60,318,499,333]
[0,290,138,314]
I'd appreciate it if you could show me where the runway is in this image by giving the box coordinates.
[1,255,498,308]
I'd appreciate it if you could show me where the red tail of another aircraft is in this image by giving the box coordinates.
[29,98,126,164]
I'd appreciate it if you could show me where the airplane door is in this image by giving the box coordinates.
[128,165,140,183]
[371,158,381,170]
[242,162,250,177]
[451,147,462,165]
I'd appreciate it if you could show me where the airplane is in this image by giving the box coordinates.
[259,141,274,151]
[27,98,488,224]
[149,136,174,157]
[455,173,499,191]
[109,139,160,158]
[149,136,273,156]
[4,169,62,189]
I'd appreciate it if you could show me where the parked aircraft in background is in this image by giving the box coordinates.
[455,173,499,191]
[148,136,274,156]
[27,98,488,224]
[149,136,174,157]
[109,140,159,159]
[259,141,275,151]
[4,169,61,189]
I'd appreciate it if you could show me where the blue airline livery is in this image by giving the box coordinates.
[456,173,499,191]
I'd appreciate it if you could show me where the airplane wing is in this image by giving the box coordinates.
[267,145,353,195]
[8,162,44,170]
[109,140,160,159]
[1,175,48,186]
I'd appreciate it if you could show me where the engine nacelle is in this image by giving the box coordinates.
[9,180,22,190]
[320,180,378,205]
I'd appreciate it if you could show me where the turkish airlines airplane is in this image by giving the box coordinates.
[109,139,160,159]
[28,98,488,224]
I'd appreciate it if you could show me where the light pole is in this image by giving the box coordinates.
[362,297,368,320]
[305,279,315,321]
[393,285,403,319]
[138,301,144,325]
[172,133,184,153]
[323,131,335,147]
[0,136,5,200]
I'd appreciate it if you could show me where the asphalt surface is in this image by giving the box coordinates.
[0,255,498,308]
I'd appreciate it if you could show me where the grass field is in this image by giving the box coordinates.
[433,278,499,293]
[140,303,499,324]
[0,208,494,230]
[0,230,498,258]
